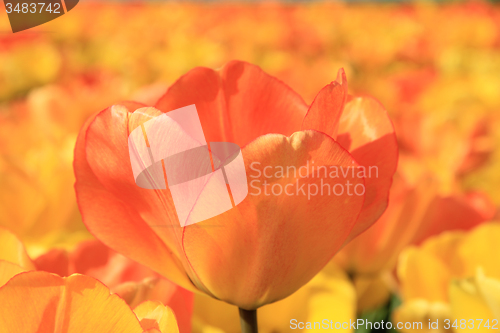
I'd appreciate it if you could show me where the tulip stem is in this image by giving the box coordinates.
[239,308,258,333]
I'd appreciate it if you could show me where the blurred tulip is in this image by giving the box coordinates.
[334,104,495,309]
[74,60,397,310]
[394,222,500,332]
[0,227,193,332]
[0,33,60,102]
[0,226,34,285]
[0,107,82,252]
[0,74,127,256]
[34,239,194,333]
[0,271,179,333]
[334,173,493,311]
[336,175,494,275]
[450,269,500,332]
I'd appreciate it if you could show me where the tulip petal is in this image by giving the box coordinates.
[182,130,364,309]
[134,301,180,333]
[0,260,27,286]
[114,276,193,333]
[0,169,46,240]
[301,68,348,139]
[411,193,495,245]
[457,223,500,278]
[74,104,196,292]
[155,60,308,147]
[398,247,451,302]
[337,97,398,240]
[82,105,202,277]
[34,249,70,277]
[335,175,437,274]
[301,266,356,333]
[0,227,35,270]
[449,270,500,332]
[0,272,145,333]
[68,239,157,288]
[29,238,194,332]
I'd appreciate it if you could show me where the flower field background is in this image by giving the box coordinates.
[0,1,499,333]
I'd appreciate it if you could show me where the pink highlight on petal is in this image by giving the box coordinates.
[127,104,248,226]
[221,150,248,206]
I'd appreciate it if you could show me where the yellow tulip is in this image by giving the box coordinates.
[450,269,500,333]
[394,222,500,333]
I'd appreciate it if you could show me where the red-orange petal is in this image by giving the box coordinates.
[68,239,155,287]
[74,104,196,293]
[337,97,398,240]
[301,68,348,139]
[34,249,70,277]
[155,60,308,148]
[411,192,495,245]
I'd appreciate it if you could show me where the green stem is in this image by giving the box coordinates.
[239,308,258,333]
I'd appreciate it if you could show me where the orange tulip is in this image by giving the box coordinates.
[0,226,193,332]
[34,239,194,333]
[0,271,179,333]
[74,60,397,310]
